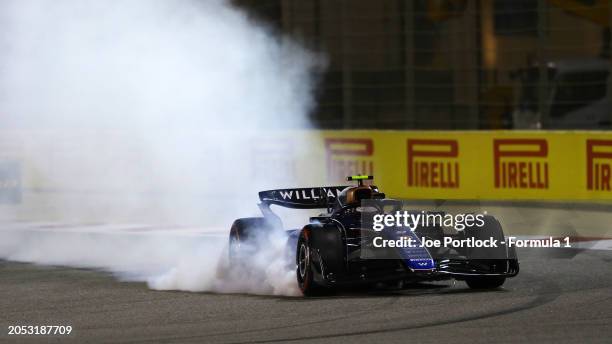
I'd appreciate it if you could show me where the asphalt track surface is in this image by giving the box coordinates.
[1,247,611,343]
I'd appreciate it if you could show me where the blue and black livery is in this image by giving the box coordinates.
[228,176,519,296]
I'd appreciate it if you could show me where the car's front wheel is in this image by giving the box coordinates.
[463,216,508,290]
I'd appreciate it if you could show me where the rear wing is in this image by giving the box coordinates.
[258,186,348,209]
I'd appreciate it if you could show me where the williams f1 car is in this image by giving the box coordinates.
[228,176,519,296]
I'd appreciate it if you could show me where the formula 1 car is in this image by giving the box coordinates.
[228,176,519,296]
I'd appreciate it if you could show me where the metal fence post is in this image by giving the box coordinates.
[341,0,353,129]
[404,0,415,129]
[537,0,548,128]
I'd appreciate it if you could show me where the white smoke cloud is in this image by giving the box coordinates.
[0,226,300,296]
[0,0,323,296]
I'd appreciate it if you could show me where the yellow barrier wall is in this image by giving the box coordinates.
[5,130,612,203]
[319,131,612,200]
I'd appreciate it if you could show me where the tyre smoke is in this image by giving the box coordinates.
[0,0,322,296]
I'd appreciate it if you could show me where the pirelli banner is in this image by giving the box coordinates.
[318,130,612,200]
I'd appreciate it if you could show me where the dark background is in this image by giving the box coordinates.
[234,0,611,130]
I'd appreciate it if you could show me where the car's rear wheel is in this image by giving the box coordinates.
[229,217,274,266]
[296,229,323,296]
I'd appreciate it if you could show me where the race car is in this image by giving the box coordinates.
[228,175,519,296]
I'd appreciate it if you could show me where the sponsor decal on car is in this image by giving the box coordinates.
[277,187,342,201]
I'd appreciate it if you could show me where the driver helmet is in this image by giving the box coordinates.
[338,186,373,206]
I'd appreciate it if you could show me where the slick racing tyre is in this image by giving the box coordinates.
[463,216,507,289]
[296,229,324,296]
[228,217,275,266]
